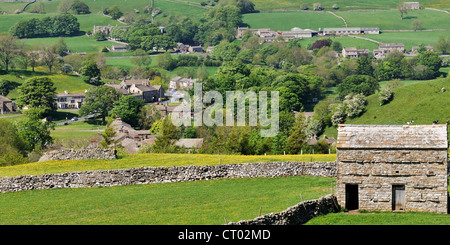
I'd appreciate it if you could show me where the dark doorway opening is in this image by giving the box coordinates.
[392,185,405,211]
[345,184,359,210]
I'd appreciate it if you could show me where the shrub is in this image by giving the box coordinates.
[379,88,394,105]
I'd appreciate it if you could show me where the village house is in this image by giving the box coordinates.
[92,24,127,35]
[55,91,85,109]
[336,124,448,214]
[105,79,164,103]
[281,27,318,39]
[323,27,380,36]
[188,45,204,53]
[0,95,17,114]
[342,47,369,58]
[168,76,198,91]
[379,43,405,53]
[373,43,405,59]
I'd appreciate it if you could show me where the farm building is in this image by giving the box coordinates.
[404,2,420,10]
[336,124,448,214]
[322,27,379,36]
[0,95,17,114]
[342,47,369,58]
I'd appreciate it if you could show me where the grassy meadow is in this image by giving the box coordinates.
[242,11,346,31]
[0,69,92,100]
[251,0,450,11]
[346,78,450,125]
[0,175,334,225]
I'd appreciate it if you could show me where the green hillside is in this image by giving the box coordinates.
[347,78,450,125]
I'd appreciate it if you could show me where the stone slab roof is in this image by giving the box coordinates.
[337,124,448,149]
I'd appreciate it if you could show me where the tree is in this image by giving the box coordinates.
[17,116,54,152]
[94,31,107,41]
[436,36,450,54]
[356,55,374,76]
[285,115,308,154]
[139,105,161,130]
[41,44,60,73]
[337,75,379,98]
[313,3,323,11]
[131,49,151,67]
[79,86,122,124]
[100,116,119,148]
[152,115,180,153]
[156,52,177,71]
[70,0,90,14]
[80,60,101,85]
[16,77,57,118]
[0,35,19,73]
[398,2,407,20]
[58,0,74,14]
[236,0,255,13]
[110,96,144,127]
[108,6,123,20]
[411,19,422,31]
[416,51,442,79]
[0,120,28,166]
[59,64,73,74]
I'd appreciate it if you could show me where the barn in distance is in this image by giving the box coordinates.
[336,124,448,214]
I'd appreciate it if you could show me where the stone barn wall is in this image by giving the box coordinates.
[336,125,448,214]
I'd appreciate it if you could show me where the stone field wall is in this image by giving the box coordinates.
[228,194,339,225]
[38,148,117,162]
[0,161,336,193]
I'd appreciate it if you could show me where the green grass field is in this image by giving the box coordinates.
[339,9,450,30]
[243,11,345,31]
[0,0,207,20]
[346,78,450,125]
[0,175,334,225]
[356,30,450,50]
[0,70,92,100]
[306,211,450,225]
[251,0,450,11]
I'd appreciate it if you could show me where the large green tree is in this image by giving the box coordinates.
[79,86,122,124]
[16,77,57,118]
[110,96,144,127]
[0,35,18,73]
[337,75,379,98]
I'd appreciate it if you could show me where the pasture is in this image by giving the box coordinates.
[251,0,450,11]
[0,175,334,225]
[346,78,450,126]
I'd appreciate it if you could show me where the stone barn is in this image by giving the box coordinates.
[336,124,448,214]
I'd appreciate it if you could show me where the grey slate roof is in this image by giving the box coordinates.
[336,124,448,149]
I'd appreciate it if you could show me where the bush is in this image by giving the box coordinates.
[379,88,394,105]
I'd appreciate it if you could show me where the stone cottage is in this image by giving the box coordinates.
[336,124,448,214]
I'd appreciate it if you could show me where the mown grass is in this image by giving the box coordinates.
[0,153,337,178]
[0,175,334,225]
[306,211,450,225]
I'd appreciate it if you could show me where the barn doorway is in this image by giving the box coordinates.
[392,185,405,211]
[345,184,359,210]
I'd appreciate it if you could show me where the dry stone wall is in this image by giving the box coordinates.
[227,194,339,225]
[38,148,117,162]
[0,161,336,193]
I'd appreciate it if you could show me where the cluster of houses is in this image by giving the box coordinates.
[342,43,434,59]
